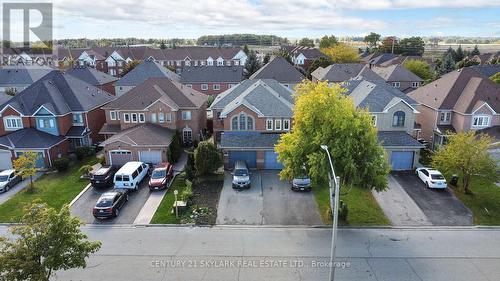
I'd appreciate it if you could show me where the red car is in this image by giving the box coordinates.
[148,162,174,191]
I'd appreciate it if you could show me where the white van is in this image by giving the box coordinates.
[114,161,149,191]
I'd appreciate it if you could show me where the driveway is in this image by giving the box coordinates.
[391,172,473,226]
[216,170,322,225]
[0,172,43,205]
[70,176,152,224]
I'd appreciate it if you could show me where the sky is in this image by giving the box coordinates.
[1,0,500,40]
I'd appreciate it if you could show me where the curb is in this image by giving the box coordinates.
[69,183,92,207]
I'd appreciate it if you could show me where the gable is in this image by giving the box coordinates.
[33,105,55,116]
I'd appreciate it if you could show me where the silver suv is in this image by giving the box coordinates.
[232,161,251,189]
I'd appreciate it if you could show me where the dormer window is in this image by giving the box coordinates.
[472,116,491,128]
[72,113,84,125]
[411,82,420,88]
[4,116,22,131]
[392,82,401,88]
[392,111,405,127]
[439,112,451,124]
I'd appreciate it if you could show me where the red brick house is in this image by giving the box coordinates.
[180,66,244,96]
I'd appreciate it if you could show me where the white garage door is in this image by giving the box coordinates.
[0,150,12,170]
[109,150,132,167]
[139,150,162,165]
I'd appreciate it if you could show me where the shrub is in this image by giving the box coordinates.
[185,152,196,181]
[168,131,182,163]
[53,157,70,172]
[194,141,222,176]
[339,200,348,222]
[75,146,95,160]
[180,179,193,203]
[79,165,93,177]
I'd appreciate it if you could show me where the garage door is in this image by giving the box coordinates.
[390,151,414,170]
[0,150,12,170]
[264,151,283,169]
[139,150,162,165]
[109,150,132,167]
[228,151,257,169]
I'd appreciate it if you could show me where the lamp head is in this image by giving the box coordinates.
[320,145,328,150]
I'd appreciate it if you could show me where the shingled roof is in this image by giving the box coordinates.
[0,70,116,115]
[249,57,305,84]
[408,67,500,114]
[0,128,66,149]
[103,77,207,111]
[220,131,282,149]
[371,65,423,82]
[312,63,383,83]
[115,60,180,87]
[180,66,244,83]
[0,65,52,85]
[100,123,175,147]
[65,66,118,86]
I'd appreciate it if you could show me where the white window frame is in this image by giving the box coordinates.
[151,113,157,123]
[371,115,377,127]
[283,119,290,131]
[139,113,145,123]
[439,112,451,124]
[72,113,84,125]
[213,84,220,90]
[131,113,138,123]
[472,115,491,128]
[158,112,165,123]
[166,113,172,123]
[201,84,208,91]
[183,127,193,143]
[182,111,191,120]
[124,113,130,123]
[392,82,401,88]
[275,119,282,131]
[266,119,273,131]
[411,82,420,88]
[185,84,192,88]
[110,111,117,121]
[3,116,23,131]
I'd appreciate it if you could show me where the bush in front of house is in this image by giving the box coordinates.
[185,152,196,181]
[168,131,183,163]
[180,179,193,203]
[194,141,221,176]
[75,147,95,160]
[53,157,70,172]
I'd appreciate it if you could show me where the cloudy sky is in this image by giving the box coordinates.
[3,0,500,39]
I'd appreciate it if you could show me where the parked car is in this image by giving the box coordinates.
[90,166,117,188]
[148,162,174,191]
[92,189,129,219]
[291,175,312,192]
[232,161,251,189]
[114,162,149,191]
[0,169,22,193]
[415,167,447,189]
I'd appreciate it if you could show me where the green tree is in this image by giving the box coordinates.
[403,59,435,81]
[168,131,183,163]
[379,36,398,53]
[185,152,196,181]
[457,57,480,68]
[0,202,101,281]
[275,81,390,191]
[244,50,261,77]
[194,141,222,176]
[454,45,465,62]
[491,72,500,84]
[263,53,271,64]
[243,44,249,55]
[13,151,38,193]
[364,32,381,49]
[321,43,360,63]
[398,37,425,56]
[206,95,215,107]
[298,38,315,47]
[470,45,480,56]
[431,132,498,194]
[121,60,140,77]
[319,35,338,49]
[159,40,167,49]
[439,52,456,75]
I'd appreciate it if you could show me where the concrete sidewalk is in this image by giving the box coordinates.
[372,175,432,226]
[0,172,43,205]
[133,152,188,224]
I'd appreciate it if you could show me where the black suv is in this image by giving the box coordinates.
[90,166,117,188]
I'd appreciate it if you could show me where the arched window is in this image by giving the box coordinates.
[239,113,246,130]
[231,113,254,130]
[247,116,254,130]
[231,116,238,130]
[183,127,193,143]
[393,111,405,127]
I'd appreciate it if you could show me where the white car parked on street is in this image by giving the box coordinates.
[415,167,447,189]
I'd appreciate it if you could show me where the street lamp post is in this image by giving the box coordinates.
[320,145,340,281]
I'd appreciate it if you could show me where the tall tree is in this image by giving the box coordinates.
[322,43,360,63]
[470,45,480,56]
[319,35,338,49]
[0,202,101,281]
[121,60,140,77]
[275,81,390,190]
[298,38,315,47]
[379,37,398,53]
[194,141,222,176]
[244,50,261,77]
[457,57,480,68]
[454,45,465,62]
[431,132,498,194]
[398,37,425,56]
[439,52,456,75]
[403,59,435,81]
[243,44,249,55]
[13,151,38,193]
[263,53,271,64]
[363,32,381,49]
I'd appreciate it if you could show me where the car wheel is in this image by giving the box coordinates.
[126,195,129,201]
[114,208,119,217]
[426,182,430,189]
[5,185,9,192]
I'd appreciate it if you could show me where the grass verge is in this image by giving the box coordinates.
[150,173,188,224]
[313,184,390,226]
[451,178,500,225]
[0,157,96,222]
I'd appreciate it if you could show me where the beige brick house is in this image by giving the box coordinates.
[99,77,207,166]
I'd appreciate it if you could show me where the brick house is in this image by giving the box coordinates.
[408,67,500,149]
[249,56,305,89]
[209,79,294,169]
[0,71,115,169]
[163,47,248,71]
[311,63,382,83]
[180,66,244,96]
[281,46,327,72]
[99,77,207,166]
[371,64,423,93]
[65,66,119,95]
[344,79,424,170]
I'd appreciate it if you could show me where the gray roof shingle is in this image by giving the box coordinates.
[372,65,423,82]
[312,63,383,83]
[0,128,66,149]
[0,65,52,86]
[180,66,244,83]
[220,131,282,149]
[65,66,118,86]
[115,60,180,87]
[250,57,305,84]
[377,131,424,148]
[100,123,175,147]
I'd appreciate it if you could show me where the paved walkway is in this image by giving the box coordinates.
[0,172,43,205]
[372,175,432,226]
[133,152,188,224]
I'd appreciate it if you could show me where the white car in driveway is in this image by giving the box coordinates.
[415,167,447,189]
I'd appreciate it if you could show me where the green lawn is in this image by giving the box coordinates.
[313,184,390,226]
[452,178,500,225]
[0,157,96,222]
[150,173,188,224]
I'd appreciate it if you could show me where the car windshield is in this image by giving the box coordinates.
[0,176,8,182]
[431,174,445,180]
[152,169,166,179]
[96,196,114,207]
[234,169,248,176]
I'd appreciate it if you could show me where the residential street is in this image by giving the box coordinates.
[0,226,494,281]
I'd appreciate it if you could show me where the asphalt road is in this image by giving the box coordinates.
[216,171,322,225]
[2,226,494,281]
[392,172,473,226]
[70,176,152,224]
